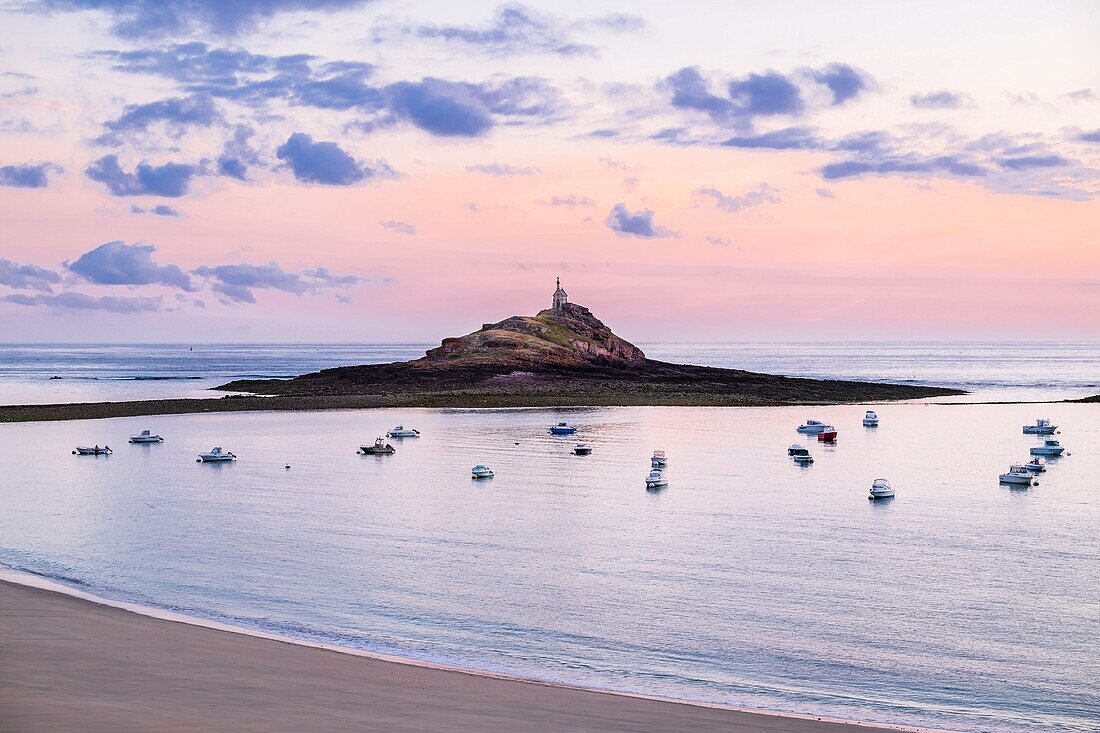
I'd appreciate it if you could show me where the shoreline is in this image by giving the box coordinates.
[0,566,954,733]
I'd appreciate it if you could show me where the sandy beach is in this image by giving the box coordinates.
[0,579,918,733]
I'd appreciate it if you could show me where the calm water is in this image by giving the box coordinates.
[1,341,1098,405]
[1,404,1097,732]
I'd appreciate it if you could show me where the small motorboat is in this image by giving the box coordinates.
[471,464,494,479]
[797,419,828,434]
[359,437,396,455]
[1030,439,1065,456]
[868,478,894,500]
[198,447,235,462]
[1024,458,1046,473]
[129,429,163,444]
[549,422,577,435]
[645,468,668,489]
[788,444,808,456]
[863,410,879,427]
[817,426,838,442]
[651,450,667,467]
[386,426,420,438]
[999,465,1035,486]
[789,445,813,464]
[573,443,592,455]
[73,445,112,455]
[1022,418,1057,435]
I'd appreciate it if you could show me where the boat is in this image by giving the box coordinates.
[868,478,894,499]
[1030,439,1065,456]
[359,437,396,455]
[471,464,494,479]
[73,445,112,455]
[645,468,667,489]
[549,422,577,435]
[999,465,1035,486]
[386,426,420,438]
[817,426,838,442]
[792,453,814,465]
[788,444,809,456]
[789,445,813,464]
[129,429,163,444]
[197,447,235,462]
[1024,457,1046,473]
[863,410,879,427]
[573,443,592,455]
[651,450,667,467]
[1022,418,1057,435]
[797,419,828,434]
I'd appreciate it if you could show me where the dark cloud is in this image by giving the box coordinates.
[67,240,195,290]
[0,258,61,292]
[721,127,821,150]
[35,0,372,37]
[605,203,675,238]
[86,154,199,197]
[831,130,893,154]
[130,204,183,217]
[216,124,261,181]
[2,291,162,313]
[384,78,494,137]
[466,162,539,176]
[0,162,61,188]
[996,154,1070,170]
[820,154,986,180]
[808,63,869,105]
[910,90,967,109]
[192,261,363,303]
[1079,129,1100,143]
[379,219,416,234]
[694,183,779,213]
[275,132,390,185]
[727,71,803,117]
[406,5,596,57]
[666,67,733,124]
[96,94,218,145]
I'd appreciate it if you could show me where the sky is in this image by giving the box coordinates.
[0,0,1097,343]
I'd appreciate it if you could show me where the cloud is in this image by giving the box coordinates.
[820,154,986,180]
[694,183,780,213]
[466,162,539,176]
[1063,88,1097,103]
[910,90,967,109]
[379,219,416,234]
[85,155,199,197]
[1079,129,1100,143]
[815,187,836,198]
[383,78,496,137]
[217,124,261,180]
[0,162,62,188]
[34,0,372,37]
[2,292,162,313]
[727,70,803,117]
[192,261,364,303]
[275,132,391,185]
[404,4,596,57]
[605,203,675,238]
[808,63,870,105]
[996,154,1070,170]
[130,204,182,217]
[0,258,61,292]
[721,127,822,150]
[705,235,735,247]
[666,67,734,124]
[539,194,595,207]
[96,94,218,145]
[67,240,195,290]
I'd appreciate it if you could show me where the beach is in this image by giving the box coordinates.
[0,579,915,733]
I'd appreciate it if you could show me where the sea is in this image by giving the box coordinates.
[0,342,1097,733]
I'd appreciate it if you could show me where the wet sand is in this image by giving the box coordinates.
[0,579,920,733]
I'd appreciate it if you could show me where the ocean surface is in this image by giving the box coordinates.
[1,341,1098,405]
[1,403,1098,732]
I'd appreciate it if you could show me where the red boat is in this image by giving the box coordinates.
[817,426,838,442]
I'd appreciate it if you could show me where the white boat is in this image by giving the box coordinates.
[1030,439,1065,456]
[1024,458,1046,473]
[471,464,494,479]
[863,410,879,427]
[868,478,894,499]
[999,465,1035,486]
[1022,418,1056,435]
[198,447,235,462]
[573,443,592,455]
[797,419,828,434]
[651,450,667,467]
[129,429,163,444]
[792,453,814,465]
[73,445,112,455]
[386,426,420,438]
[788,443,807,456]
[645,468,667,489]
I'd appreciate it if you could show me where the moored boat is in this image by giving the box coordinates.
[198,447,235,462]
[863,410,879,427]
[797,419,828,434]
[73,445,112,455]
[1022,418,1057,435]
[1030,439,1065,456]
[573,443,592,455]
[129,429,163,444]
[471,464,494,479]
[999,465,1035,486]
[359,437,396,455]
[1024,458,1046,473]
[868,478,894,499]
[651,450,667,467]
[645,468,667,489]
[789,445,813,464]
[817,426,838,442]
[549,422,577,435]
[386,426,420,438]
